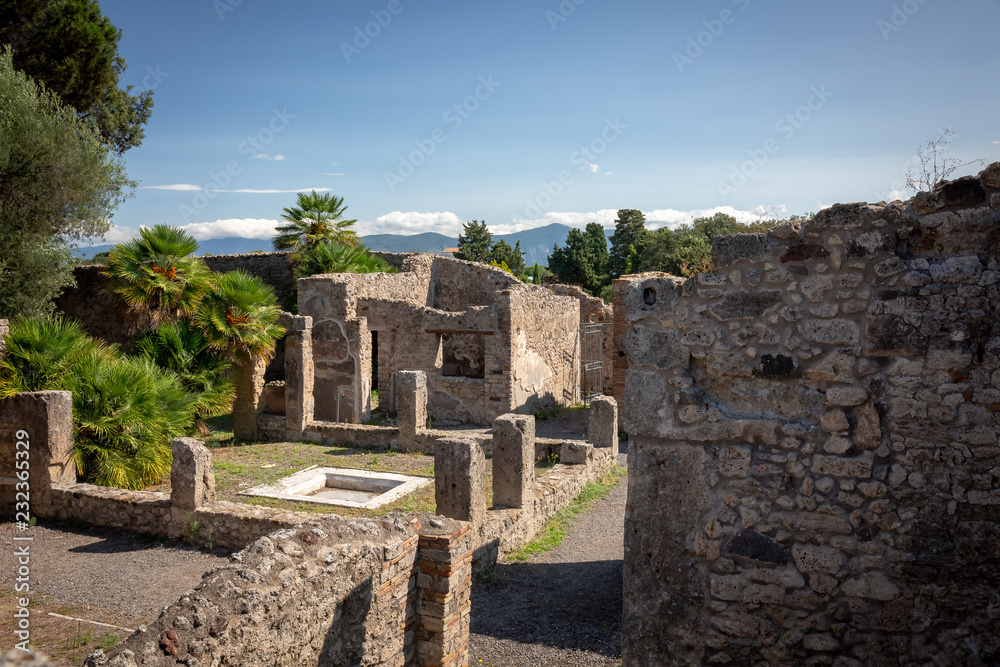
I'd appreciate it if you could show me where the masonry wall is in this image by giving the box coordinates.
[509,288,580,413]
[546,283,615,395]
[621,165,1000,665]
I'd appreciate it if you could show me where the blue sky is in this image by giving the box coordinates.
[96,0,1000,244]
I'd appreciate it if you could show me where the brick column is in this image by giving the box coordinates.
[434,438,485,526]
[284,315,314,435]
[588,395,619,458]
[397,371,427,441]
[491,414,535,509]
[233,354,268,441]
[416,519,472,667]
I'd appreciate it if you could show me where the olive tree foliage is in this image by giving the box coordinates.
[0,49,132,318]
[0,0,154,154]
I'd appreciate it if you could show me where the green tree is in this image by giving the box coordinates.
[488,239,526,275]
[455,220,492,263]
[104,225,212,330]
[0,49,131,318]
[548,222,609,296]
[273,191,359,257]
[0,0,154,154]
[608,209,647,278]
[633,213,777,276]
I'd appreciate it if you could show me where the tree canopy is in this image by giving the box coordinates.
[548,222,609,297]
[0,48,132,318]
[0,0,154,154]
[608,209,646,279]
[455,220,526,276]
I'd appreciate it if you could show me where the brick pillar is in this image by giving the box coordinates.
[416,518,472,667]
[284,315,314,435]
[434,438,486,526]
[491,414,535,509]
[397,371,427,441]
[588,395,619,458]
[233,354,267,441]
[170,438,216,511]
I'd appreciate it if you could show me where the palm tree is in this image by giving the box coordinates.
[293,241,392,278]
[191,270,284,362]
[0,315,104,398]
[104,224,212,330]
[132,321,236,420]
[273,191,359,254]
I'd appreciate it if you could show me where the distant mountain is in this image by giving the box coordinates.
[74,222,596,267]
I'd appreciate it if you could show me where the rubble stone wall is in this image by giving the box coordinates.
[621,165,1000,665]
[545,283,615,395]
[509,288,580,412]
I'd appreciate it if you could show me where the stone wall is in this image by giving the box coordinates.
[296,254,580,425]
[620,164,1000,665]
[545,283,615,395]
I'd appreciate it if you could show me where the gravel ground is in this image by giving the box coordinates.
[469,444,628,667]
[0,521,231,627]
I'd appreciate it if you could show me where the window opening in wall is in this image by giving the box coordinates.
[441,334,486,379]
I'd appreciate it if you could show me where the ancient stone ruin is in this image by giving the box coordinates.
[619,164,1000,664]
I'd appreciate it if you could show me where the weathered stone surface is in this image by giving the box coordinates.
[435,437,486,526]
[491,414,535,509]
[622,326,686,369]
[710,291,783,320]
[622,370,669,438]
[724,530,789,565]
[170,438,216,511]
[561,441,594,466]
[624,275,681,322]
[713,233,772,268]
[396,370,427,440]
[840,572,900,601]
[825,385,868,407]
[939,176,986,208]
[812,454,873,479]
[588,396,618,457]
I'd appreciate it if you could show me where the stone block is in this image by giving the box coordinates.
[0,391,75,511]
[491,414,534,509]
[233,355,267,441]
[928,256,982,284]
[623,370,669,438]
[397,371,427,440]
[724,530,789,565]
[792,543,845,575]
[622,326,686,370]
[712,233,772,267]
[709,290,783,320]
[561,441,593,466]
[170,438,216,510]
[624,276,681,322]
[812,454,873,479]
[284,315,314,434]
[434,437,485,526]
[840,572,900,601]
[826,385,868,407]
[588,396,618,457]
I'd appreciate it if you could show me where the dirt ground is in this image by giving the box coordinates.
[0,522,230,665]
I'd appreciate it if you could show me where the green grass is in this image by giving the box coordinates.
[506,464,627,562]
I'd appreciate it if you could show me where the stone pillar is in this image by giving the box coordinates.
[561,441,594,467]
[284,315,314,435]
[0,391,75,513]
[170,438,216,511]
[434,437,486,526]
[611,279,630,425]
[397,370,427,441]
[491,414,535,509]
[588,395,619,458]
[0,318,8,358]
[416,518,472,667]
[233,354,267,441]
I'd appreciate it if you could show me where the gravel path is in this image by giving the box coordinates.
[0,521,231,627]
[469,447,627,667]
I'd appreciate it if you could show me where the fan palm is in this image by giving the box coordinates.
[71,350,195,489]
[132,321,236,419]
[192,270,285,362]
[273,191,359,253]
[0,315,105,399]
[293,241,393,278]
[104,224,212,329]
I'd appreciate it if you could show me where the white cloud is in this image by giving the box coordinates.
[365,211,464,236]
[179,218,281,241]
[605,171,613,176]
[587,163,599,174]
[273,154,287,161]
[993,141,1000,145]
[496,206,783,236]
[323,172,345,176]
[142,184,202,191]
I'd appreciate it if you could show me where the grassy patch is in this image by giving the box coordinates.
[506,464,626,562]
[474,566,508,587]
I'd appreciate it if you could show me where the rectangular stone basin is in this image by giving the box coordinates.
[240,466,432,510]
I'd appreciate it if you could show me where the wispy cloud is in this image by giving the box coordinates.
[587,163,599,174]
[142,184,329,194]
[142,184,202,191]
[251,153,287,160]
[323,172,345,176]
